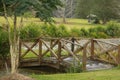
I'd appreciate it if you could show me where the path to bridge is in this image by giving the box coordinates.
[19,38,120,71]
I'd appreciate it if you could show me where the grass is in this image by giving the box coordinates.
[31,69,120,80]
[0,16,103,30]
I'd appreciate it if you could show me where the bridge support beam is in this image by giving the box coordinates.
[91,39,94,60]
[39,39,42,64]
[82,44,87,71]
[117,45,120,65]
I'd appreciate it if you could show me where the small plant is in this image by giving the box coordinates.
[65,63,83,73]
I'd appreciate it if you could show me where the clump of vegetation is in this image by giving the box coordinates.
[65,63,83,73]
[0,29,9,59]
[0,28,9,70]
[20,23,41,39]
[20,24,69,39]
[105,21,120,38]
[20,21,120,39]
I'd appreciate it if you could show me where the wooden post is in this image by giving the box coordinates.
[91,39,94,60]
[71,37,75,52]
[118,45,120,65]
[39,39,42,64]
[58,40,62,67]
[50,39,54,57]
[82,44,87,71]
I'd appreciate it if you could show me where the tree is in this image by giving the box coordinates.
[76,0,120,24]
[92,0,120,24]
[1,0,62,74]
[76,0,94,18]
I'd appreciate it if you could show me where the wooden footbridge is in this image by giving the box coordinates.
[19,38,120,70]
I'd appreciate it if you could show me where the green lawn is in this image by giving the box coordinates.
[0,16,103,30]
[31,69,120,80]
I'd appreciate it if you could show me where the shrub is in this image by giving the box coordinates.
[88,26,108,38]
[20,23,41,39]
[80,28,89,37]
[70,28,81,37]
[0,29,9,59]
[57,25,69,37]
[105,21,120,37]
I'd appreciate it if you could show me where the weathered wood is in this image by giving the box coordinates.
[96,41,118,64]
[58,40,62,66]
[95,46,118,57]
[58,40,62,60]
[91,39,94,59]
[42,40,58,57]
[41,40,58,59]
[74,40,90,54]
[117,45,120,64]
[63,45,79,61]
[21,40,39,57]
[94,39,118,46]
[39,39,42,64]
[107,52,118,64]
[50,40,54,57]
[22,43,39,57]
[82,43,87,71]
[71,37,75,52]
[19,38,120,69]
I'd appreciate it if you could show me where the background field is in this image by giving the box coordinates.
[0,16,102,30]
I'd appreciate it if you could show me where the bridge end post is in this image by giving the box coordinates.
[82,43,87,71]
[90,39,94,60]
[39,39,42,64]
[117,45,120,65]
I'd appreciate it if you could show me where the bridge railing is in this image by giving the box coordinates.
[19,38,120,70]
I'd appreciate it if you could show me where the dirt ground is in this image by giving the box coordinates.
[0,73,35,80]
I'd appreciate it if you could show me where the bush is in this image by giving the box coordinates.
[80,28,89,37]
[70,28,81,37]
[105,21,120,37]
[88,26,108,38]
[20,23,41,39]
[57,25,70,37]
[0,29,9,59]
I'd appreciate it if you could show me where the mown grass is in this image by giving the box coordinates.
[0,16,102,30]
[31,69,120,80]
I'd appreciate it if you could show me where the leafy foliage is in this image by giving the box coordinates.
[76,0,120,23]
[0,29,9,59]
[0,0,62,22]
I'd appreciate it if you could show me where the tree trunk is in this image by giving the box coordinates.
[2,0,19,74]
[11,14,19,73]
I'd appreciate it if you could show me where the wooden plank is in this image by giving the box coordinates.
[91,39,94,59]
[58,40,62,60]
[22,43,39,57]
[39,39,42,64]
[94,39,118,46]
[42,40,58,57]
[63,45,79,61]
[71,38,75,52]
[73,40,90,54]
[82,44,87,71]
[107,52,118,64]
[95,46,118,57]
[95,41,118,64]
[118,45,120,64]
[41,40,58,59]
